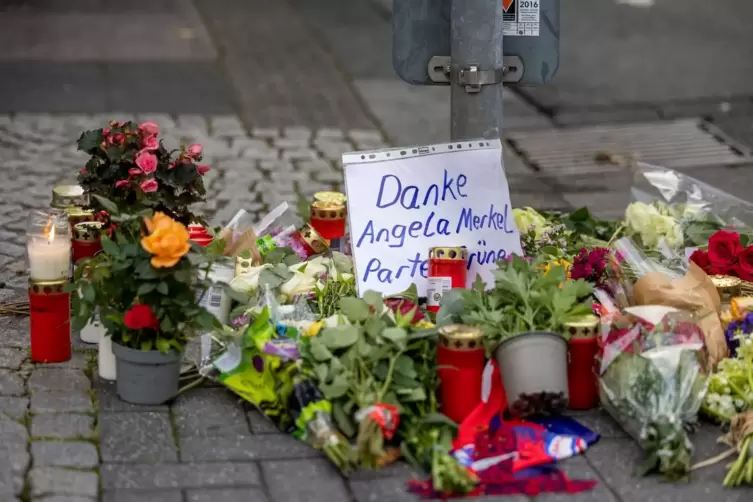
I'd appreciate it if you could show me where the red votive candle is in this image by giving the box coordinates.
[72,221,103,264]
[310,201,346,240]
[188,225,214,247]
[29,280,72,363]
[565,315,600,410]
[427,247,468,313]
[437,324,486,424]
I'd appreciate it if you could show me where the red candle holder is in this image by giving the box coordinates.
[437,324,486,424]
[29,280,72,363]
[72,221,103,264]
[565,315,600,410]
[427,246,468,313]
[188,225,214,247]
[310,201,346,240]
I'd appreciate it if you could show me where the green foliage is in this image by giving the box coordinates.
[70,197,220,353]
[76,121,207,225]
[450,255,593,350]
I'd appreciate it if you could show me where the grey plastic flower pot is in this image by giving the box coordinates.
[112,342,181,405]
[493,331,569,404]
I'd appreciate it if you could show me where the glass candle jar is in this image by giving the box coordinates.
[27,210,71,282]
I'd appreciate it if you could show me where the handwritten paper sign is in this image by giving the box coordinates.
[343,139,522,297]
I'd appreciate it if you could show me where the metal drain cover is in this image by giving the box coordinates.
[507,119,753,176]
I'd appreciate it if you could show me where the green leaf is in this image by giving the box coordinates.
[137,283,156,296]
[161,316,174,332]
[92,194,119,214]
[258,269,284,289]
[397,387,426,402]
[283,253,302,266]
[381,327,407,343]
[157,282,169,295]
[421,412,458,429]
[338,297,370,322]
[196,310,217,330]
[309,338,333,362]
[319,374,348,400]
[81,283,96,303]
[393,355,417,378]
[141,340,154,351]
[356,337,372,357]
[77,129,102,152]
[100,236,120,257]
[314,363,329,383]
[319,326,360,349]
[362,291,383,308]
[333,401,356,438]
[155,337,171,354]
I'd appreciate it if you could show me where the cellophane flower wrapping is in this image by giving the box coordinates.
[597,306,709,480]
[627,162,753,257]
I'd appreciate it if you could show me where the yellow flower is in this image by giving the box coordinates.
[304,321,324,337]
[415,320,435,329]
[141,212,191,268]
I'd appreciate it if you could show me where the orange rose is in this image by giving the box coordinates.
[141,212,191,268]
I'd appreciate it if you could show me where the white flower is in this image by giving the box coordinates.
[229,264,271,293]
[624,202,683,249]
[323,314,346,327]
[512,207,550,238]
[280,271,316,298]
[289,260,328,279]
[341,272,354,281]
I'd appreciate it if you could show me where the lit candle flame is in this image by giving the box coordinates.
[44,219,55,243]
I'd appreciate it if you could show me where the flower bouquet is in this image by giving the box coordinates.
[688,230,753,296]
[598,307,709,480]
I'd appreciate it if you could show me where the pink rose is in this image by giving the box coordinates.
[138,121,160,136]
[139,178,159,193]
[128,168,142,177]
[80,168,87,175]
[196,164,210,176]
[115,179,129,188]
[102,127,110,136]
[135,151,158,174]
[111,133,125,145]
[141,135,159,151]
[187,144,203,157]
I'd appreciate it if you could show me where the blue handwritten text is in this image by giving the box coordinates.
[356,211,452,249]
[376,170,468,210]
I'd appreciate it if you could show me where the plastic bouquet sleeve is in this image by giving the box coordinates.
[597,307,709,480]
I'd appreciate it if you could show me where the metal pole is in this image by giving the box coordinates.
[450,0,505,141]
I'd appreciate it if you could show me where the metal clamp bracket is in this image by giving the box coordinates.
[428,55,524,91]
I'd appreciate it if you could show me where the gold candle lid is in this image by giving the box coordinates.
[429,247,468,261]
[438,324,484,350]
[235,255,256,276]
[51,185,87,209]
[564,314,600,340]
[314,191,347,204]
[74,221,103,242]
[298,224,329,254]
[29,279,68,294]
[65,207,94,218]
[310,201,346,220]
[711,275,742,301]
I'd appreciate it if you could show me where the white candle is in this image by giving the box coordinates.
[27,237,71,281]
[99,335,116,381]
[80,308,105,344]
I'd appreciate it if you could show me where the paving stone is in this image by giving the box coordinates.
[262,458,350,502]
[0,396,29,420]
[0,241,24,258]
[101,462,261,490]
[536,456,614,502]
[180,433,320,462]
[0,441,29,496]
[0,348,26,370]
[35,496,97,502]
[251,127,280,139]
[94,377,167,413]
[349,477,424,502]
[316,128,345,140]
[553,107,661,127]
[30,467,98,498]
[0,370,24,396]
[172,387,249,437]
[283,127,312,140]
[281,149,320,161]
[246,407,280,434]
[102,491,182,502]
[31,441,98,468]
[30,391,92,413]
[273,137,311,149]
[210,116,246,136]
[0,317,28,349]
[561,191,629,221]
[99,412,177,463]
[186,488,269,502]
[31,414,94,439]
[39,351,91,370]
[29,369,90,393]
[566,410,629,439]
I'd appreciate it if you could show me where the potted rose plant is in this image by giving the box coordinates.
[77,120,210,225]
[439,255,593,413]
[70,197,219,404]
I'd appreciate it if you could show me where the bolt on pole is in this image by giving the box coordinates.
[450,0,505,141]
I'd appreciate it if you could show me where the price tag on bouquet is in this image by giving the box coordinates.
[342,139,522,297]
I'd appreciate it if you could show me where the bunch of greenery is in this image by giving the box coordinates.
[438,255,593,351]
[69,196,220,352]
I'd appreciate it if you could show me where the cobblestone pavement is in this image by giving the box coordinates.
[0,114,751,501]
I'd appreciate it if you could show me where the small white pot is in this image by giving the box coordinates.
[98,335,117,381]
[80,308,105,344]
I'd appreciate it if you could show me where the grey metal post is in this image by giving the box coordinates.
[450,0,505,141]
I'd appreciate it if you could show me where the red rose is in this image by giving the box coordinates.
[689,249,711,272]
[708,230,742,269]
[735,246,753,281]
[123,304,160,330]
